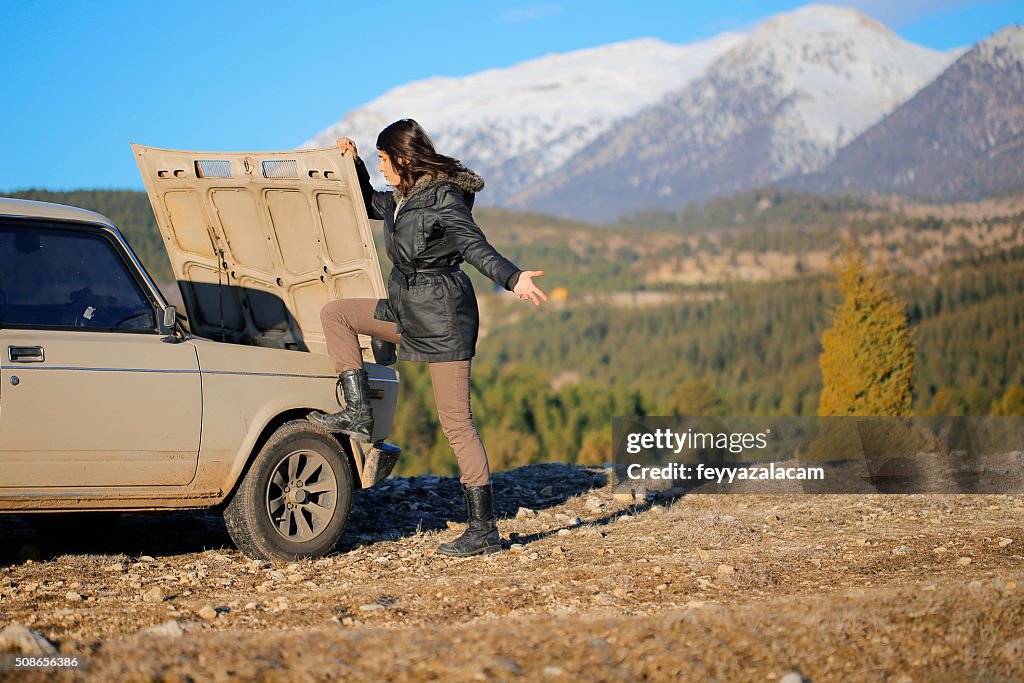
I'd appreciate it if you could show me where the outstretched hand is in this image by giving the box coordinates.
[514,270,548,306]
[335,137,358,159]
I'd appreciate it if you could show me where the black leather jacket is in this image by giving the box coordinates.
[355,157,521,362]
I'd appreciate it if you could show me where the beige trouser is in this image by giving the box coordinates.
[320,298,491,487]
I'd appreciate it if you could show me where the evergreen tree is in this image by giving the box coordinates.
[667,378,726,416]
[818,244,915,416]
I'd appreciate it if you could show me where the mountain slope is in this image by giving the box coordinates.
[512,5,954,222]
[301,34,743,203]
[785,25,1024,200]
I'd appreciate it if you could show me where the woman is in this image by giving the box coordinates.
[310,119,547,557]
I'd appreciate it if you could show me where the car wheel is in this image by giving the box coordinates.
[223,420,354,562]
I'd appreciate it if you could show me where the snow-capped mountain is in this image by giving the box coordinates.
[513,5,957,221]
[300,34,744,203]
[786,25,1024,201]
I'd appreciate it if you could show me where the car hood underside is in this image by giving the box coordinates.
[133,144,385,354]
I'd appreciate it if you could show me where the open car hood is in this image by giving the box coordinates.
[133,144,385,355]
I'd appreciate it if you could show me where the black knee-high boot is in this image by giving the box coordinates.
[308,368,374,442]
[436,483,501,557]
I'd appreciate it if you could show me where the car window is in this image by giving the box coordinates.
[0,223,156,332]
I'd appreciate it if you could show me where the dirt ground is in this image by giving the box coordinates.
[0,463,1022,682]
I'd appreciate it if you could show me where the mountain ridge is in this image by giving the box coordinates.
[783,24,1024,201]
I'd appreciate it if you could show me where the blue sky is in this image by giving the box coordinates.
[1,0,1020,191]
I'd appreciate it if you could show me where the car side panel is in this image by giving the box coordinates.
[0,337,398,510]
[189,339,399,499]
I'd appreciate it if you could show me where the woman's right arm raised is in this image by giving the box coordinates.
[335,137,389,221]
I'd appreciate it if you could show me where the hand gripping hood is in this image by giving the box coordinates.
[132,144,385,355]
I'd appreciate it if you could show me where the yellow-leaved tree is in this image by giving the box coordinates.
[818,244,915,416]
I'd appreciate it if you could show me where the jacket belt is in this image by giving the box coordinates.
[393,264,460,287]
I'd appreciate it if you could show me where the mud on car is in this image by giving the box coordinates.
[0,146,401,561]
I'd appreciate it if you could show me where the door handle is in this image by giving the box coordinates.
[8,346,45,363]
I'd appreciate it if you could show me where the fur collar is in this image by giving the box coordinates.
[394,168,485,205]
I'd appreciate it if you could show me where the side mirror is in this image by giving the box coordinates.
[162,304,177,331]
[160,304,182,342]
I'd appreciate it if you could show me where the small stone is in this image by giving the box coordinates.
[103,563,125,572]
[65,591,83,602]
[286,574,305,583]
[543,666,564,676]
[359,604,384,611]
[198,605,218,622]
[139,555,156,562]
[373,556,389,564]
[957,557,973,565]
[143,586,165,603]
[695,549,711,561]
[567,516,581,526]
[997,538,1014,548]
[891,545,912,555]
[510,544,525,551]
[716,564,735,574]
[285,562,302,573]
[557,528,571,536]
[0,623,58,654]
[341,617,355,626]
[780,672,808,683]
[516,507,537,519]
[139,620,184,639]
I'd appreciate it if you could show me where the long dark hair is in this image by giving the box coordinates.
[376,119,464,195]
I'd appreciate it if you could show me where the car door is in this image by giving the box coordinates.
[0,219,202,488]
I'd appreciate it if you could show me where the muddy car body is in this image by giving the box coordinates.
[0,147,400,560]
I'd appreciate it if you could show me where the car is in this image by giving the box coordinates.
[0,145,402,561]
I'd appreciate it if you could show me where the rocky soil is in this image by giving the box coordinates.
[0,463,1022,682]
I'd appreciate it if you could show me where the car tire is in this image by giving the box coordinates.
[223,420,354,562]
